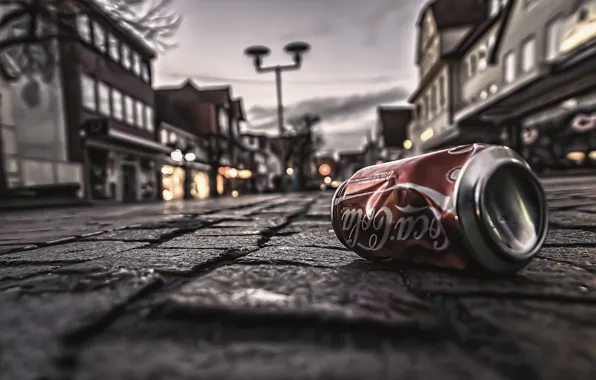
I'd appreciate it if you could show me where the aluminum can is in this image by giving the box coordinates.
[330,144,548,274]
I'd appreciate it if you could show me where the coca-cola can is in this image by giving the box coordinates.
[331,144,548,274]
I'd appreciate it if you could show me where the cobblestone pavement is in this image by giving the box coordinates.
[2,177,596,379]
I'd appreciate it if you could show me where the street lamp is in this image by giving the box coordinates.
[244,41,311,192]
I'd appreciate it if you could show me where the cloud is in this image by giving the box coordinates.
[281,21,336,40]
[248,86,409,130]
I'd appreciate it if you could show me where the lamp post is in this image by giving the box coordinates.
[243,41,311,192]
[169,144,196,200]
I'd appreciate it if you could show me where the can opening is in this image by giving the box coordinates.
[480,163,546,260]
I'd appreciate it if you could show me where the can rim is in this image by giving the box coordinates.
[330,180,352,250]
[453,145,549,273]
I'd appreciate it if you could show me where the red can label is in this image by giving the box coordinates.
[332,144,488,269]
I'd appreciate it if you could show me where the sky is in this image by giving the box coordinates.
[152,0,425,154]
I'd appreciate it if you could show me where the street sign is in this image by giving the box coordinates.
[83,118,109,137]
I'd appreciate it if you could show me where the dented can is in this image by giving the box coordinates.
[330,144,549,274]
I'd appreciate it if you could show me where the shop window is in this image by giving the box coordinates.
[191,172,210,199]
[108,33,120,62]
[80,73,96,110]
[122,44,131,70]
[161,165,185,201]
[546,17,563,60]
[503,50,516,83]
[216,174,225,195]
[145,105,154,131]
[112,88,123,120]
[97,81,110,116]
[92,21,106,52]
[124,95,134,125]
[135,100,144,128]
[521,36,536,72]
[77,14,91,42]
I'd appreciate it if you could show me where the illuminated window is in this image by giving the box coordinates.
[160,129,168,144]
[122,44,131,69]
[217,174,225,195]
[503,50,516,83]
[97,81,110,116]
[112,89,123,120]
[546,17,563,59]
[521,37,536,72]
[80,73,95,110]
[135,100,144,128]
[92,22,106,52]
[132,52,141,75]
[124,95,134,125]
[108,33,120,61]
[145,106,154,131]
[77,14,91,42]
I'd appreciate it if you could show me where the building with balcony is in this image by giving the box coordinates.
[408,0,491,154]
[453,0,596,171]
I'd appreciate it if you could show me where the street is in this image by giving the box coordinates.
[1,176,596,380]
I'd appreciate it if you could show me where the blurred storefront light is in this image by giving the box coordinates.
[330,181,340,188]
[184,152,196,161]
[324,176,332,184]
[286,167,294,175]
[420,128,434,142]
[231,190,239,198]
[318,164,331,176]
[567,151,586,162]
[238,169,252,179]
[589,151,596,161]
[403,140,412,150]
[170,149,183,162]
[320,184,326,191]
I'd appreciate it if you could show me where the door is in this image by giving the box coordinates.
[121,164,137,202]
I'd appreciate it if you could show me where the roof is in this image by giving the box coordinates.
[81,0,156,58]
[377,106,413,147]
[157,80,232,106]
[427,0,487,30]
[154,92,195,135]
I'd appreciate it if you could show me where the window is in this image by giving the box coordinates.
[169,132,177,143]
[92,22,106,52]
[546,17,563,60]
[521,37,536,72]
[77,14,91,42]
[135,100,144,127]
[108,33,120,61]
[97,81,110,116]
[122,44,131,69]
[112,89,123,120]
[141,63,150,82]
[80,73,96,110]
[423,96,430,119]
[132,53,141,75]
[160,129,168,144]
[478,44,488,71]
[145,105,154,131]
[489,0,500,16]
[503,50,516,83]
[124,95,134,125]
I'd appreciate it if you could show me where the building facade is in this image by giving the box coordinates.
[375,106,413,161]
[409,0,596,174]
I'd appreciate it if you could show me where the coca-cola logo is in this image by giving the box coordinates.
[339,204,450,252]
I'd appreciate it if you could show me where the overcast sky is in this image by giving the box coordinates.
[153,0,425,153]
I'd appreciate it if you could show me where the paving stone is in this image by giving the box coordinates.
[441,298,596,380]
[548,198,596,210]
[549,211,596,229]
[0,241,147,264]
[240,246,358,267]
[0,269,161,380]
[162,264,440,328]
[59,248,229,274]
[544,228,596,246]
[83,228,180,241]
[193,227,265,236]
[159,234,261,249]
[539,246,596,270]
[213,218,287,229]
[266,231,346,250]
[258,205,307,215]
[72,338,503,380]
[131,219,209,230]
[0,244,37,255]
[403,257,596,300]
[0,265,58,282]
